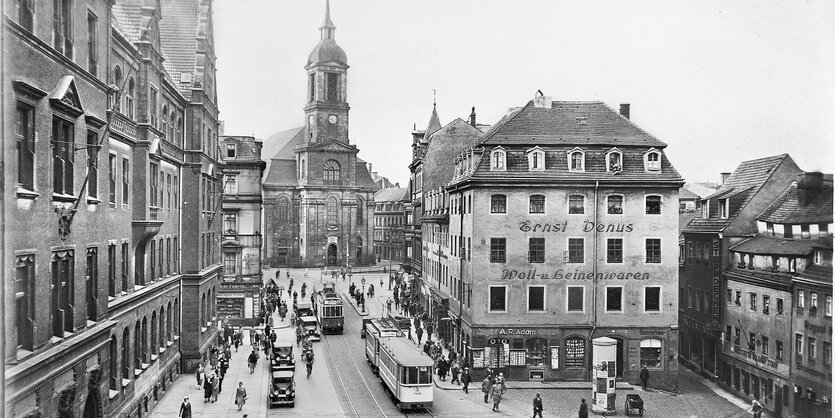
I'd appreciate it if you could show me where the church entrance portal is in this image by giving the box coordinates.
[327,244,338,266]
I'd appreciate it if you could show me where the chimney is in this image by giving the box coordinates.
[619,103,630,119]
[797,172,824,206]
[469,106,477,127]
[720,172,731,185]
[533,90,552,109]
[395,182,400,188]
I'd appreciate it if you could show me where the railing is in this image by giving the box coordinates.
[111,111,137,139]
[725,342,781,370]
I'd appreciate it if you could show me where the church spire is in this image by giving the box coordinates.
[320,0,336,40]
[425,92,442,139]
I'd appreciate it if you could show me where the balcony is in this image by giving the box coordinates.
[110,111,137,139]
[724,342,785,372]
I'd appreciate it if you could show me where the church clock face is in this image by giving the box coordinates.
[328,114,338,124]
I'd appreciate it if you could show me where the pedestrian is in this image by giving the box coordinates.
[416,326,424,345]
[202,375,212,403]
[427,321,434,341]
[211,373,219,402]
[497,373,506,394]
[380,278,384,289]
[234,332,241,351]
[579,398,588,418]
[449,348,457,363]
[749,399,764,418]
[235,382,248,411]
[532,393,543,418]
[481,376,492,403]
[462,367,472,393]
[224,346,232,363]
[386,298,392,313]
[249,328,255,346]
[247,349,258,374]
[450,360,461,385]
[179,397,192,418]
[640,366,650,390]
[423,339,432,355]
[195,364,204,389]
[438,357,449,381]
[491,383,503,412]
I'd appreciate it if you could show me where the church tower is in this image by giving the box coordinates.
[304,0,350,144]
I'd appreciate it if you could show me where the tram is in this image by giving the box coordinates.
[377,336,434,410]
[316,282,343,333]
[364,318,402,372]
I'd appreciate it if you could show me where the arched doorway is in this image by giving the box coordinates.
[327,244,338,266]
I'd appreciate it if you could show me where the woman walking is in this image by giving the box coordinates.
[235,382,248,411]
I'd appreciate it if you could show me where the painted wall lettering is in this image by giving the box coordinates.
[520,220,568,233]
[518,219,634,234]
[501,268,650,281]
[582,221,634,233]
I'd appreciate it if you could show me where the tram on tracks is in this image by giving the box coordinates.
[376,336,434,410]
[316,282,343,333]
[364,318,402,371]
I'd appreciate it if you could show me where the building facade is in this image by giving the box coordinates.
[4,0,222,416]
[445,94,683,387]
[220,136,266,326]
[261,2,376,268]
[374,187,407,265]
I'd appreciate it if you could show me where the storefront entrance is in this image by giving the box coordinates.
[327,244,338,265]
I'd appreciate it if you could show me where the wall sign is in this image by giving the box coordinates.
[519,219,635,234]
[712,239,721,323]
[500,268,650,281]
[550,346,560,369]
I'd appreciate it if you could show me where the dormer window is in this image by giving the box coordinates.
[527,146,545,171]
[490,147,506,171]
[701,200,709,218]
[226,144,236,158]
[644,149,661,171]
[567,147,585,172]
[606,148,623,172]
[718,198,728,219]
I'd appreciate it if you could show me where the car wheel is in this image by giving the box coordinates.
[290,402,295,408]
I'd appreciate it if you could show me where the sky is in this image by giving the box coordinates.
[213,0,835,187]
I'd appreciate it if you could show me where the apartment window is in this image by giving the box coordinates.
[149,163,159,207]
[121,243,129,292]
[224,213,237,234]
[687,242,694,264]
[645,151,661,171]
[108,155,117,203]
[53,0,73,58]
[173,237,178,273]
[750,293,757,311]
[567,286,584,312]
[125,79,135,119]
[760,336,769,355]
[489,286,507,312]
[763,295,770,315]
[607,195,623,214]
[528,286,545,311]
[811,293,818,313]
[640,339,662,368]
[735,290,742,306]
[645,195,662,215]
[766,222,775,236]
[824,342,831,365]
[606,287,623,312]
[467,238,471,261]
[15,255,35,350]
[149,240,155,283]
[814,250,823,265]
[527,148,544,170]
[800,224,811,239]
[149,88,158,128]
[607,238,623,263]
[718,199,728,218]
[795,333,804,355]
[87,12,97,75]
[568,150,584,171]
[15,0,35,31]
[529,195,545,214]
[121,158,129,204]
[776,298,784,315]
[703,290,710,313]
[528,238,545,263]
[808,337,817,359]
[724,325,732,343]
[645,239,661,263]
[607,149,622,172]
[157,239,164,279]
[223,174,237,194]
[108,244,116,297]
[490,148,506,170]
[226,144,236,158]
[826,295,832,317]
[749,332,756,350]
[86,248,98,321]
[568,195,585,214]
[734,328,740,346]
[776,341,784,361]
[819,223,829,238]
[798,290,805,309]
[568,238,584,263]
[52,117,75,195]
[645,286,661,312]
[52,250,74,337]
[490,195,506,214]
[726,288,732,306]
[490,238,506,263]
[784,224,793,239]
[85,131,99,198]
[165,174,171,210]
[223,252,236,275]
[16,102,36,190]
[173,176,178,209]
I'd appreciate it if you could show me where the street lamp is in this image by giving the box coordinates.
[361,277,366,313]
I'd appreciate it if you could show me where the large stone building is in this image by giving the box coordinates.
[374,187,407,265]
[262,2,376,268]
[443,93,683,387]
[3,0,223,416]
[219,136,266,326]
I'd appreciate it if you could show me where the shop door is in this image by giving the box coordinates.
[615,337,624,378]
[277,248,288,265]
[775,385,783,416]
[327,244,338,265]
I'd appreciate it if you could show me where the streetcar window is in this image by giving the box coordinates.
[418,366,431,384]
[403,367,419,384]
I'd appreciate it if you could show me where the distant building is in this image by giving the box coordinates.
[680,182,720,213]
[220,136,266,326]
[369,166,398,190]
[261,2,376,268]
[374,188,408,265]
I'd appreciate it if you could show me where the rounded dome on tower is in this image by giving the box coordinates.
[307,39,348,66]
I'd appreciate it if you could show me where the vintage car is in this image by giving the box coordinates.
[270,341,295,371]
[294,300,314,318]
[298,315,321,341]
[268,370,295,408]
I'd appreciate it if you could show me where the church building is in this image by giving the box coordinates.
[262,1,376,267]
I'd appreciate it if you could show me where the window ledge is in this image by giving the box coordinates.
[52,193,78,203]
[158,347,166,354]
[166,340,173,347]
[173,335,179,341]
[16,348,33,361]
[109,389,120,399]
[87,197,101,205]
[141,362,149,370]
[150,354,158,362]
[16,188,40,200]
[134,369,143,378]
[201,327,207,333]
[122,378,132,388]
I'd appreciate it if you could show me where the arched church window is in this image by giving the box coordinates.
[326,73,339,101]
[277,196,290,224]
[357,198,364,225]
[327,197,339,226]
[324,160,341,184]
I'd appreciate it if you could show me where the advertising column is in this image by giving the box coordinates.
[592,337,617,415]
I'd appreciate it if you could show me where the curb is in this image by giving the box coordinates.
[340,293,369,317]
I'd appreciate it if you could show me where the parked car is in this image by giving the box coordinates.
[298,316,321,341]
[268,370,295,408]
[271,341,295,371]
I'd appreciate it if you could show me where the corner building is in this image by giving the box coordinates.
[262,2,375,268]
[447,94,683,387]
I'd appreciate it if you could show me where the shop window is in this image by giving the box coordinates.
[529,195,545,214]
[645,286,661,312]
[564,337,586,369]
[640,339,662,368]
[528,238,545,263]
[526,338,547,368]
[607,195,623,214]
[645,195,662,215]
[489,286,506,312]
[568,195,585,214]
[490,195,506,214]
[567,286,584,312]
[606,287,623,312]
[528,286,545,311]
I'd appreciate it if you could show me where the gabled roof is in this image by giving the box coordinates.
[480,100,667,147]
[730,236,829,256]
[758,182,833,224]
[679,187,700,200]
[375,188,407,203]
[112,3,145,43]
